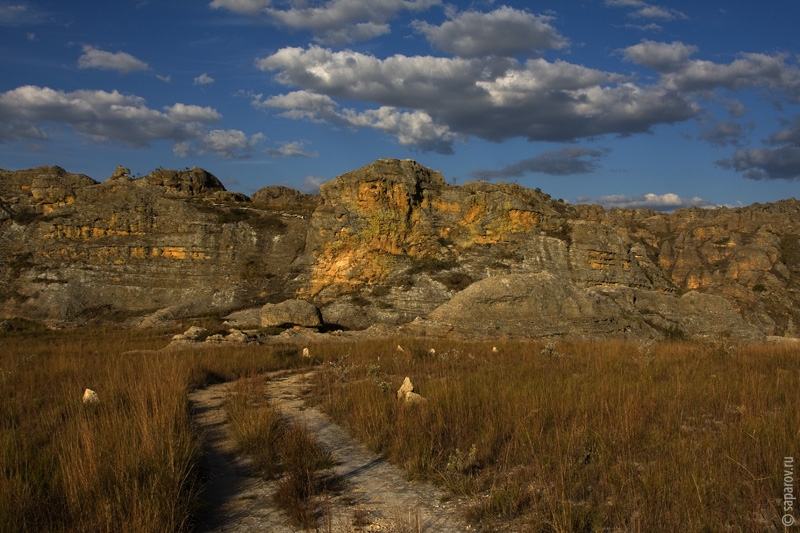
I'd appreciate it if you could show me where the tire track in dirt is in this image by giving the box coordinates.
[190,371,471,532]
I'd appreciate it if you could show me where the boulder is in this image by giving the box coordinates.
[260,299,322,328]
[425,272,635,338]
[223,307,262,329]
[170,325,209,345]
[224,329,249,343]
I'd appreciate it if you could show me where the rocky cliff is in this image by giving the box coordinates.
[0,165,312,324]
[2,159,798,340]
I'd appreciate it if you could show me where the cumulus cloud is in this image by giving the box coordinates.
[265,140,318,158]
[165,102,222,122]
[412,6,569,58]
[622,41,800,101]
[78,45,150,74]
[256,45,702,147]
[194,73,215,85]
[621,40,697,71]
[215,0,440,45]
[579,192,713,211]
[209,0,271,16]
[199,129,265,158]
[715,116,800,180]
[605,0,687,21]
[471,147,608,179]
[175,130,265,158]
[256,89,457,153]
[0,85,228,152]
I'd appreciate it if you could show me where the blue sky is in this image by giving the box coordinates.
[1,0,800,209]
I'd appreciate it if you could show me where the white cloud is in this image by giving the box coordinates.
[257,45,699,145]
[194,73,215,85]
[0,3,49,26]
[255,37,800,153]
[621,40,697,71]
[0,85,224,151]
[197,129,265,158]
[342,105,457,153]
[209,0,271,16]
[259,89,457,153]
[582,192,713,211]
[662,53,800,101]
[265,140,318,158]
[301,175,328,193]
[263,0,440,45]
[165,103,222,122]
[252,90,340,121]
[605,0,687,21]
[78,45,150,74]
[412,6,569,58]
[622,42,800,102]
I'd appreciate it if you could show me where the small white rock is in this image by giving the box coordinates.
[82,388,99,404]
[302,347,310,357]
[397,376,415,400]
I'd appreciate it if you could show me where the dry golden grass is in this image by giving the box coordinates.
[0,324,310,532]
[2,325,798,532]
[312,338,800,532]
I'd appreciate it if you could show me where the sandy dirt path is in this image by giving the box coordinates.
[189,371,471,532]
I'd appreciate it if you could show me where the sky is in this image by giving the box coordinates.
[1,1,800,210]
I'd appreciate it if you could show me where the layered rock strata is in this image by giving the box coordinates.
[2,159,798,340]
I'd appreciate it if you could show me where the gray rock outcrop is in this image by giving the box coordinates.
[260,299,322,328]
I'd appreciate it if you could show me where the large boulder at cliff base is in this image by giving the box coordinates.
[260,299,323,328]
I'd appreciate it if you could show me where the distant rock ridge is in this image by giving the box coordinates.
[1,160,798,341]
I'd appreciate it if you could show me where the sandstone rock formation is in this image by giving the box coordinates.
[0,166,310,323]
[2,159,799,341]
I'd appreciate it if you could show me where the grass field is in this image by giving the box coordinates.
[1,323,798,532]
